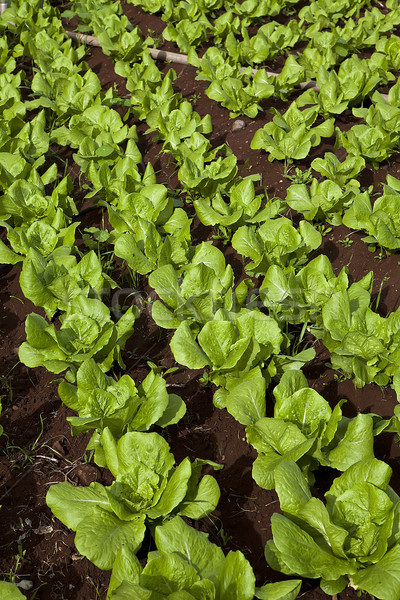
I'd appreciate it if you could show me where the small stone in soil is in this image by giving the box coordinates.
[232,119,246,132]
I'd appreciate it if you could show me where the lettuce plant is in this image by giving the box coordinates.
[247,370,375,489]
[128,70,179,122]
[298,69,348,117]
[92,20,146,64]
[163,17,211,52]
[231,0,300,20]
[0,152,57,195]
[0,582,26,599]
[47,429,221,570]
[113,213,191,276]
[335,124,397,167]
[107,181,173,220]
[107,516,301,600]
[0,173,78,265]
[353,92,400,137]
[285,178,356,225]
[126,0,165,12]
[321,280,400,387]
[51,104,138,160]
[61,0,123,30]
[224,20,303,66]
[1,0,66,54]
[188,46,274,117]
[206,74,268,118]
[266,459,400,599]
[298,55,393,117]
[19,248,116,317]
[107,184,192,275]
[232,216,321,277]
[0,71,26,124]
[299,31,349,76]
[178,146,239,199]
[311,152,365,188]
[0,175,76,228]
[337,7,400,52]
[188,46,239,84]
[193,179,283,236]
[169,307,285,394]
[0,109,49,162]
[28,69,113,124]
[251,102,334,163]
[260,254,350,326]
[0,219,79,266]
[343,175,400,251]
[161,0,225,23]
[82,150,149,201]
[23,27,85,74]
[19,296,136,381]
[59,359,185,463]
[149,243,247,329]
[0,37,16,76]
[377,35,400,71]
[299,0,369,26]
[146,99,212,154]
[212,10,241,44]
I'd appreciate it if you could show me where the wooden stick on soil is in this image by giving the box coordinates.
[67,31,101,47]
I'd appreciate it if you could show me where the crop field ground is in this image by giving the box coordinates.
[3,0,400,598]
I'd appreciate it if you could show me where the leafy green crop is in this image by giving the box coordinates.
[266,459,400,599]
[311,152,365,188]
[0,175,76,228]
[149,242,249,330]
[178,144,239,199]
[0,109,50,161]
[193,179,283,237]
[377,35,400,71]
[59,359,185,463]
[298,55,392,117]
[232,216,321,277]
[299,0,370,26]
[146,98,212,154]
[107,516,301,599]
[285,178,356,225]
[224,20,303,66]
[106,182,192,275]
[321,279,400,387]
[335,123,397,167]
[260,254,349,326]
[19,249,116,317]
[171,308,288,396]
[251,102,334,163]
[343,175,400,251]
[299,31,349,76]
[188,47,277,117]
[0,172,79,265]
[47,429,221,570]
[51,105,139,175]
[19,296,137,381]
[163,17,211,52]
[0,582,26,599]
[28,67,117,124]
[247,370,375,489]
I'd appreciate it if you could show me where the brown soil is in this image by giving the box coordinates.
[1,2,400,599]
